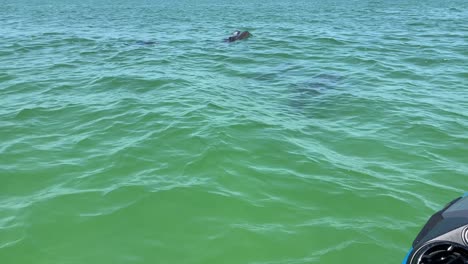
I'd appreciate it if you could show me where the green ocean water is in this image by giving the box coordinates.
[1,0,467,263]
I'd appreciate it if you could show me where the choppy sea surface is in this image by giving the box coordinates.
[1,0,467,263]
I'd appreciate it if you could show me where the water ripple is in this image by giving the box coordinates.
[1,0,467,263]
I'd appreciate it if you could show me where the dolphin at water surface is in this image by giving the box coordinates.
[224,31,252,42]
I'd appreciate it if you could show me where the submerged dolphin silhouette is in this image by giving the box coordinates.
[136,40,157,45]
[225,31,252,42]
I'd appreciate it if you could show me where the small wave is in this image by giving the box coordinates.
[313,37,347,45]
[49,62,78,70]
[0,73,15,83]
[407,21,428,27]
[232,223,295,234]
[403,56,449,67]
[86,75,191,93]
[61,36,97,46]
[40,32,65,37]
[14,107,48,119]
[0,237,24,250]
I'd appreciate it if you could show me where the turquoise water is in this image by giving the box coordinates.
[1,0,467,263]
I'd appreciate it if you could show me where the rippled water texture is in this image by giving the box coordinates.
[1,0,467,263]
